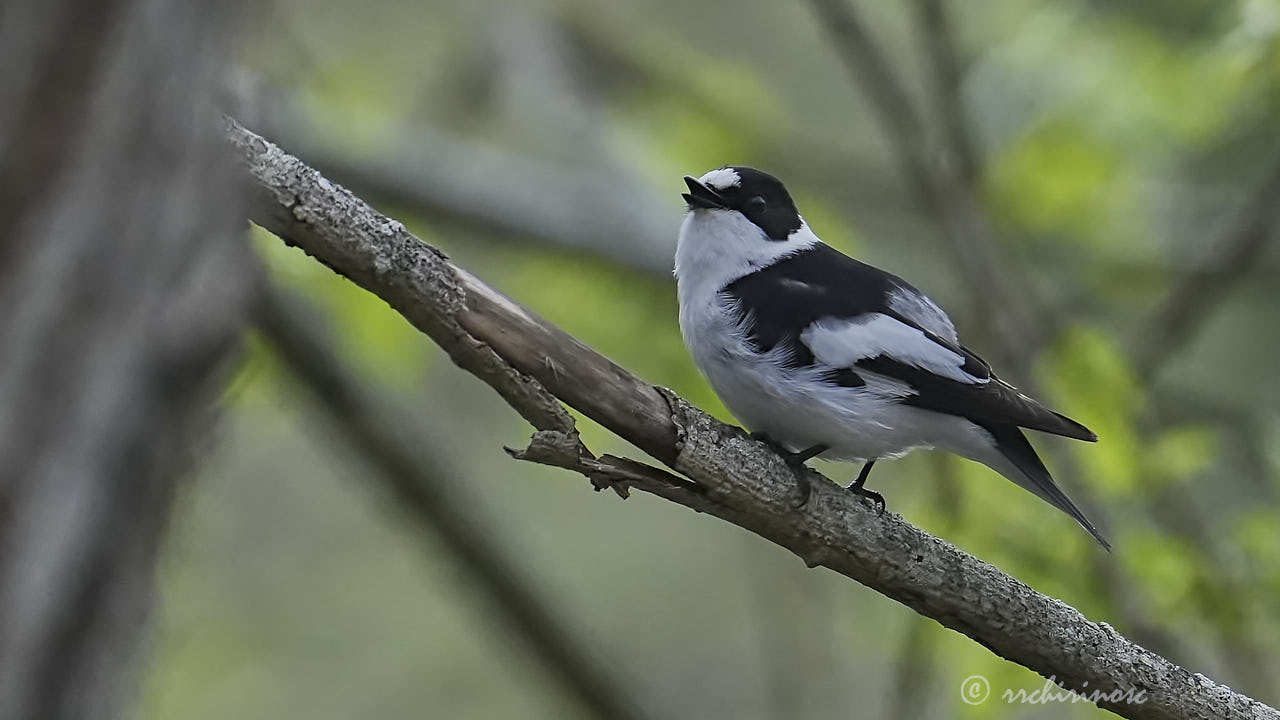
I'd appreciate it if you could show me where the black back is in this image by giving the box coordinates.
[724,243,899,366]
[722,244,1095,441]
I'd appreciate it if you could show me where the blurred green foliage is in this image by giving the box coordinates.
[143,0,1280,718]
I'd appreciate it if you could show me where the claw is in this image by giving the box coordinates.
[791,471,813,510]
[849,485,885,516]
[751,432,820,510]
[846,459,885,515]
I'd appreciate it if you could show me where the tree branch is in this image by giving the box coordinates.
[804,0,1046,371]
[0,3,247,719]
[255,284,654,720]
[1135,155,1280,381]
[807,3,1154,655]
[237,89,675,275]
[226,117,1278,720]
[911,0,979,188]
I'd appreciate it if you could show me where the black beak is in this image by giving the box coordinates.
[682,176,728,210]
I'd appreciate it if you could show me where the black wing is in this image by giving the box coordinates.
[857,355,1096,441]
[724,244,926,360]
[724,244,1096,442]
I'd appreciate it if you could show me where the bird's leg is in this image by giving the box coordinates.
[847,460,885,516]
[785,443,829,466]
[748,430,787,457]
[749,432,827,468]
[749,432,826,508]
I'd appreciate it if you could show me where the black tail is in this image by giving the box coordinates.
[985,423,1111,551]
[1046,409,1098,443]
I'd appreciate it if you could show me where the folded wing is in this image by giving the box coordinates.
[724,243,1096,442]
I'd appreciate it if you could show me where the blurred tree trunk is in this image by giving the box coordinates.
[0,2,246,719]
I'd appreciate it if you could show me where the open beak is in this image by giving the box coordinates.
[682,176,728,210]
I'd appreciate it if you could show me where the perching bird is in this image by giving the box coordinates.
[675,166,1109,550]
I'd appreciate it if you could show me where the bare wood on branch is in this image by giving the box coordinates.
[236,90,675,275]
[227,118,1278,720]
[256,284,656,720]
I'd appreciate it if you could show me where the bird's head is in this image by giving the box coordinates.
[675,166,818,292]
[682,166,802,241]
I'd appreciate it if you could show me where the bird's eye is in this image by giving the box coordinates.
[747,195,767,213]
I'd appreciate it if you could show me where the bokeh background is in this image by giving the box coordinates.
[142,0,1280,718]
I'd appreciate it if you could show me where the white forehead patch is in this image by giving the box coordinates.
[699,167,741,191]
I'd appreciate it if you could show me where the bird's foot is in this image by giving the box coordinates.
[790,471,813,510]
[848,485,885,516]
[750,432,825,509]
[847,460,885,516]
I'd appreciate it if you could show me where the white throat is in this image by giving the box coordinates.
[674,210,819,305]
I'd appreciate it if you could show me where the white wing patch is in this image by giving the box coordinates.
[699,167,741,190]
[800,314,982,384]
[887,287,957,343]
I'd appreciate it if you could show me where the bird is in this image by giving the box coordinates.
[675,165,1110,550]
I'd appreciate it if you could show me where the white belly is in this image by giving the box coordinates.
[680,294,985,463]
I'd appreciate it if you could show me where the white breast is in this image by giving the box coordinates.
[674,210,817,303]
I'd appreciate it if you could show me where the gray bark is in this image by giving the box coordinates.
[256,286,653,720]
[227,118,1278,720]
[0,3,247,719]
